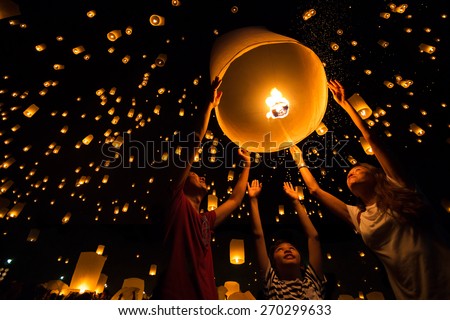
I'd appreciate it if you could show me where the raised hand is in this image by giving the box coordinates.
[238,148,251,166]
[289,145,305,167]
[210,76,223,107]
[247,179,262,199]
[327,79,347,106]
[283,182,299,201]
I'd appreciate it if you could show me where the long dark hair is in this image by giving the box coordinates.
[355,163,430,227]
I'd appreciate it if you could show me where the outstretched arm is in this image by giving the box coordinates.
[172,77,222,190]
[289,145,352,227]
[247,179,270,278]
[283,182,324,280]
[214,148,251,226]
[328,79,410,187]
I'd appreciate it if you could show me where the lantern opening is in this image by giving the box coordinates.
[266,88,290,119]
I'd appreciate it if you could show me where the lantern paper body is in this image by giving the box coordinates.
[69,252,107,292]
[229,239,245,264]
[121,277,145,300]
[96,273,108,294]
[0,0,21,20]
[224,281,240,298]
[210,26,328,153]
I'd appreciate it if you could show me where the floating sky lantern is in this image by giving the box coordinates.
[210,26,328,153]
[229,239,245,264]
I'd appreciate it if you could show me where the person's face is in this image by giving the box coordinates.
[185,172,207,194]
[346,165,376,192]
[273,242,301,268]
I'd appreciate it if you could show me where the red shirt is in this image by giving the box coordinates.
[154,182,217,299]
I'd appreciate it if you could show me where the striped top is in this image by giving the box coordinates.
[264,264,326,300]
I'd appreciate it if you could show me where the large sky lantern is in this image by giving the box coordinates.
[210,26,328,153]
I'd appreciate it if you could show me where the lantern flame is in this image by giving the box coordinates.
[265,88,290,119]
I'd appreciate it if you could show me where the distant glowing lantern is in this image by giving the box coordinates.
[348,93,372,119]
[360,136,374,155]
[383,81,394,88]
[107,30,122,41]
[207,194,218,211]
[210,26,327,153]
[229,239,245,264]
[378,40,389,48]
[35,43,46,51]
[227,170,234,181]
[380,12,390,19]
[86,10,96,18]
[295,186,304,200]
[0,180,13,193]
[302,9,316,21]
[23,104,39,117]
[149,14,165,26]
[82,134,94,145]
[96,245,105,255]
[278,205,284,215]
[155,53,167,67]
[62,212,71,224]
[410,123,425,136]
[72,46,85,55]
[7,202,25,218]
[122,55,130,64]
[149,264,157,276]
[26,228,40,242]
[418,43,435,54]
[315,122,328,135]
[330,42,339,51]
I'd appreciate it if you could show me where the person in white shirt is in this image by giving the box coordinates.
[288,79,450,299]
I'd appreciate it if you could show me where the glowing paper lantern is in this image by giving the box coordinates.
[23,104,39,118]
[210,26,328,153]
[155,54,167,67]
[107,30,122,41]
[96,245,105,255]
[122,278,145,300]
[7,202,25,218]
[419,43,436,54]
[95,273,108,294]
[410,123,425,136]
[69,252,107,293]
[149,264,157,276]
[149,14,165,26]
[229,239,245,264]
[207,194,218,211]
[26,228,40,242]
[360,136,374,155]
[224,281,240,298]
[348,93,372,119]
[295,186,304,200]
[315,122,328,135]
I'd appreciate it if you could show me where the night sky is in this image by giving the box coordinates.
[0,0,448,299]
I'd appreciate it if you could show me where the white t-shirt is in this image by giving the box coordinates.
[347,201,450,299]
